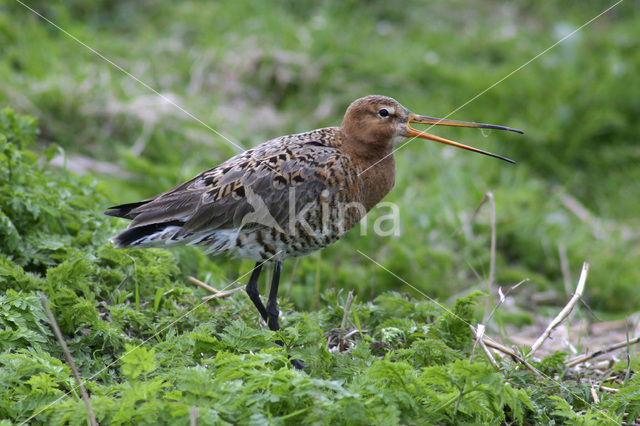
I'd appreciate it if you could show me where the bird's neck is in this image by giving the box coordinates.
[339,129,396,211]
[357,154,396,211]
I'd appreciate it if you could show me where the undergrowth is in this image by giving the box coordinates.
[2,1,640,423]
[2,109,638,425]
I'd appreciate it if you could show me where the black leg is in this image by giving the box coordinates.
[245,261,305,370]
[266,261,281,331]
[245,262,268,323]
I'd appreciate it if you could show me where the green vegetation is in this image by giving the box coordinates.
[1,1,639,424]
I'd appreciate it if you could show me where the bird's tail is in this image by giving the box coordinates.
[104,201,150,220]
[108,220,186,248]
[106,200,188,248]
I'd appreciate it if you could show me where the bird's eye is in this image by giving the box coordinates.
[378,108,390,118]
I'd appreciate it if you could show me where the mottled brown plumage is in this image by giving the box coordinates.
[105,95,522,367]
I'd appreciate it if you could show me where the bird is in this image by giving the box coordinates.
[105,95,522,366]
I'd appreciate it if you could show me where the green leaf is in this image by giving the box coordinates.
[120,344,157,380]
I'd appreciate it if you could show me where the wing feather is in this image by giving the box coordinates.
[110,128,357,238]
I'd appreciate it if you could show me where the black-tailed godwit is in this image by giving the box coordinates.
[106,95,522,367]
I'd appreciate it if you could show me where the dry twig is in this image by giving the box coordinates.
[284,257,300,300]
[486,279,528,324]
[203,287,244,300]
[482,336,544,378]
[599,385,619,394]
[40,294,98,426]
[460,192,497,319]
[470,324,498,369]
[340,291,355,351]
[624,324,633,386]
[285,257,300,300]
[188,276,220,294]
[567,335,640,368]
[190,406,199,426]
[188,276,244,300]
[108,273,131,304]
[486,192,496,305]
[558,244,572,297]
[529,262,589,356]
[554,187,605,240]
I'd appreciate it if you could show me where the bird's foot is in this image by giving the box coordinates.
[273,340,306,369]
[290,357,307,370]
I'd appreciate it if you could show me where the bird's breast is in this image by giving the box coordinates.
[356,154,396,211]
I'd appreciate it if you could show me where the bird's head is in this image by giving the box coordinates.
[341,95,522,163]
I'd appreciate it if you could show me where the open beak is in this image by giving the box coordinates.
[404,113,523,164]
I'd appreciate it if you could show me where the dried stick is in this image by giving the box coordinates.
[202,287,244,300]
[188,276,220,294]
[487,192,496,307]
[340,291,355,331]
[529,262,589,356]
[557,244,572,297]
[624,324,633,386]
[460,191,489,232]
[599,385,619,394]
[190,406,198,426]
[340,291,355,351]
[188,276,245,300]
[108,273,131,304]
[555,188,605,240]
[285,257,300,300]
[470,325,498,369]
[463,192,497,319]
[566,335,640,367]
[481,278,528,346]
[486,279,528,324]
[40,294,98,426]
[482,336,544,378]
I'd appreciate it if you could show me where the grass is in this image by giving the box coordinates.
[1,0,640,423]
